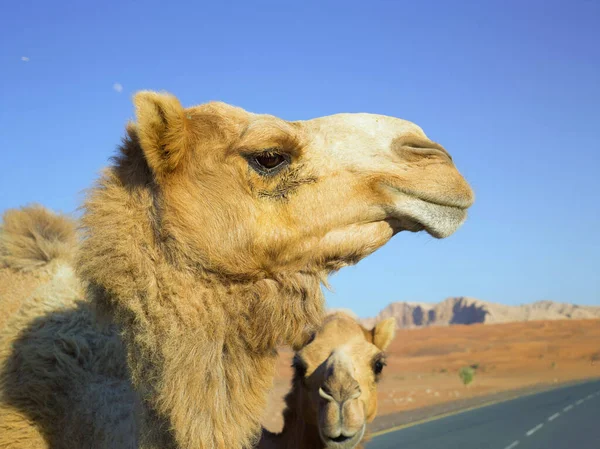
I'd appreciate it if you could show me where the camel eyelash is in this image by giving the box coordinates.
[244,149,291,177]
[256,165,318,200]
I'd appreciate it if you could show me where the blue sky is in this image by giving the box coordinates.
[1,0,598,316]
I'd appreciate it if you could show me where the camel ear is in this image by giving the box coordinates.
[372,317,396,351]
[133,91,190,176]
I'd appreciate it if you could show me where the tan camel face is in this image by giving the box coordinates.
[133,91,474,278]
[292,313,395,449]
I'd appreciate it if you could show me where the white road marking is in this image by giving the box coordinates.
[587,394,594,400]
[563,404,574,412]
[548,412,560,421]
[526,423,543,437]
[576,399,584,405]
[504,441,520,449]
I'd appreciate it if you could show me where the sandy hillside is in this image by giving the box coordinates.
[360,298,600,329]
[261,318,600,432]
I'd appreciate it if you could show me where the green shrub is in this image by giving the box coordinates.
[459,366,475,386]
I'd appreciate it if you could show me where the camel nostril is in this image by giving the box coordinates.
[346,380,361,401]
[349,388,361,400]
[391,136,453,163]
[406,145,452,163]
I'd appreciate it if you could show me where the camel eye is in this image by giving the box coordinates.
[256,153,284,169]
[373,359,386,376]
[248,151,290,175]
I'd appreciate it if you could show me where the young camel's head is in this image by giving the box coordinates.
[292,312,395,449]
[126,91,474,280]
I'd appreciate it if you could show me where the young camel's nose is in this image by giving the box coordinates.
[318,351,366,445]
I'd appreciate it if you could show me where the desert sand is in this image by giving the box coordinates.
[261,318,600,432]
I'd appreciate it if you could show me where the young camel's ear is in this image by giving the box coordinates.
[133,91,190,176]
[372,317,396,351]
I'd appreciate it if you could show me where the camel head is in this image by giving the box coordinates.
[129,91,474,279]
[291,312,395,449]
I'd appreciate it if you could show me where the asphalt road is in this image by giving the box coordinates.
[368,379,600,449]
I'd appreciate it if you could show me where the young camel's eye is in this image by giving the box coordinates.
[248,151,290,176]
[373,357,386,376]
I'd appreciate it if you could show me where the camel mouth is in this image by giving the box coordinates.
[330,434,353,443]
[320,424,366,449]
[386,189,470,239]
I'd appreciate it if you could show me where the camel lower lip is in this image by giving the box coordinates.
[321,424,366,448]
[388,195,468,239]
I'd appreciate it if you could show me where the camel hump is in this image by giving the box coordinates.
[0,204,78,272]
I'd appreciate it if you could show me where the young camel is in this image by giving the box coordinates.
[259,312,395,449]
[0,91,473,449]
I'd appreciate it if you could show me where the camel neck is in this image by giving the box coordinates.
[259,384,324,449]
[78,167,323,449]
[88,272,324,449]
[77,149,326,448]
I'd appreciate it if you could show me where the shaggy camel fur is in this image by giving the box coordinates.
[0,91,473,449]
[0,206,84,449]
[258,312,395,449]
[0,205,81,329]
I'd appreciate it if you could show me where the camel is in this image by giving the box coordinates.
[0,213,391,449]
[258,311,395,449]
[0,91,474,449]
[0,205,81,330]
[0,205,85,448]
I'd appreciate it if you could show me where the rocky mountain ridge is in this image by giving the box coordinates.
[360,297,600,329]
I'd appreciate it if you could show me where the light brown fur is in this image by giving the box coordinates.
[0,205,80,329]
[0,91,473,449]
[258,312,395,449]
[0,205,77,272]
[0,206,90,448]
